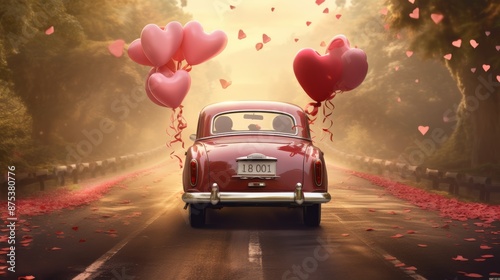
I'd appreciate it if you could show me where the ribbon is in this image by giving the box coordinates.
[304,91,339,142]
[170,151,183,169]
[168,105,187,149]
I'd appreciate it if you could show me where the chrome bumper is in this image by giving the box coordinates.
[182,183,331,206]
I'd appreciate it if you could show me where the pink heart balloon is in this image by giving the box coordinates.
[148,69,191,108]
[141,21,183,67]
[181,21,228,65]
[326,34,350,57]
[145,68,167,107]
[127,39,154,66]
[337,48,368,91]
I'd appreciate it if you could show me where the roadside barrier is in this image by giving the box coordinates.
[332,149,499,202]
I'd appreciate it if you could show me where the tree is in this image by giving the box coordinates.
[384,0,500,171]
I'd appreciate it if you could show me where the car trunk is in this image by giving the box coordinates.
[200,135,311,192]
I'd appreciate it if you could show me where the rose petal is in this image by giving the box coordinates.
[255,43,263,51]
[219,79,232,89]
[238,29,246,40]
[262,34,271,44]
[45,26,54,35]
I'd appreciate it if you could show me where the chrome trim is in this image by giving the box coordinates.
[210,183,220,205]
[182,189,330,205]
[294,183,304,205]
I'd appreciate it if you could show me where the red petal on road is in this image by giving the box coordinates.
[341,233,350,237]
[464,273,482,278]
[405,266,417,271]
[391,234,404,238]
[385,255,396,261]
[490,273,500,276]
[394,263,406,267]
[417,244,428,248]
[481,254,494,258]
[18,276,35,280]
[79,239,86,243]
[480,245,492,249]
[255,43,263,51]
[55,231,64,235]
[464,238,476,242]
[72,226,79,231]
[21,228,31,232]
[368,209,376,212]
[407,230,416,234]
[219,79,232,89]
[452,255,468,261]
[366,228,375,231]
[119,200,131,204]
[474,258,485,262]
[388,211,397,215]
[238,29,246,40]
[50,247,62,251]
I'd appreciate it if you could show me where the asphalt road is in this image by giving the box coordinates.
[2,159,499,280]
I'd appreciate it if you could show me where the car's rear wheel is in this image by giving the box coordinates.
[189,203,206,228]
[303,204,321,227]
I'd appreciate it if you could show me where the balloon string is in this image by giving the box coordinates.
[170,151,183,169]
[169,105,187,149]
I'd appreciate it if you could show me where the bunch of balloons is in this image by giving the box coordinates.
[293,34,368,105]
[293,34,368,141]
[128,20,228,108]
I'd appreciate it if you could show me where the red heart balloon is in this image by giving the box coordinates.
[293,48,342,102]
[337,48,368,91]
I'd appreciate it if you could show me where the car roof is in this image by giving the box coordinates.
[200,101,304,116]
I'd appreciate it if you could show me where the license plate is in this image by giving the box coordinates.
[237,161,276,176]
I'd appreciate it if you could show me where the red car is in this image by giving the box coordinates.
[182,101,330,227]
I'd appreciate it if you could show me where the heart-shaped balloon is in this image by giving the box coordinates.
[293,48,342,102]
[148,69,191,108]
[127,39,154,66]
[145,64,178,107]
[326,34,350,59]
[145,68,167,107]
[141,21,183,67]
[181,21,228,65]
[337,48,368,91]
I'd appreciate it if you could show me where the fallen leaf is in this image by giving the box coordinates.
[238,29,246,40]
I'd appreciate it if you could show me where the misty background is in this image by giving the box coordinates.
[0,0,498,177]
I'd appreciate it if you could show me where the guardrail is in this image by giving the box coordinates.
[1,146,166,191]
[332,149,500,203]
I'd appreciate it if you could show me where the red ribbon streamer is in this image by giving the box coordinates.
[304,91,339,142]
[170,151,183,169]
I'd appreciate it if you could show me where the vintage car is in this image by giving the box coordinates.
[182,101,331,227]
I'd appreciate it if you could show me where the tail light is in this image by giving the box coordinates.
[314,160,323,186]
[190,159,198,186]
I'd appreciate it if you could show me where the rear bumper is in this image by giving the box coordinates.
[182,183,331,206]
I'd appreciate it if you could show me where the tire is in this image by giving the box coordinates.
[303,204,321,227]
[189,203,206,228]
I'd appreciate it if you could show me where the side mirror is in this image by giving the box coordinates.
[189,134,196,141]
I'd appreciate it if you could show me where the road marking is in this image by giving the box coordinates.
[72,192,179,280]
[248,231,262,266]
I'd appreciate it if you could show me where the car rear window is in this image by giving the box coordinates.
[212,112,297,135]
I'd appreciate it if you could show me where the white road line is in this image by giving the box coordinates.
[248,231,262,266]
[72,192,179,280]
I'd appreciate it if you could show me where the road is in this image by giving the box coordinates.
[2,159,499,280]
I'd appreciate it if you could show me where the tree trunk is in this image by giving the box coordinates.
[451,65,500,170]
